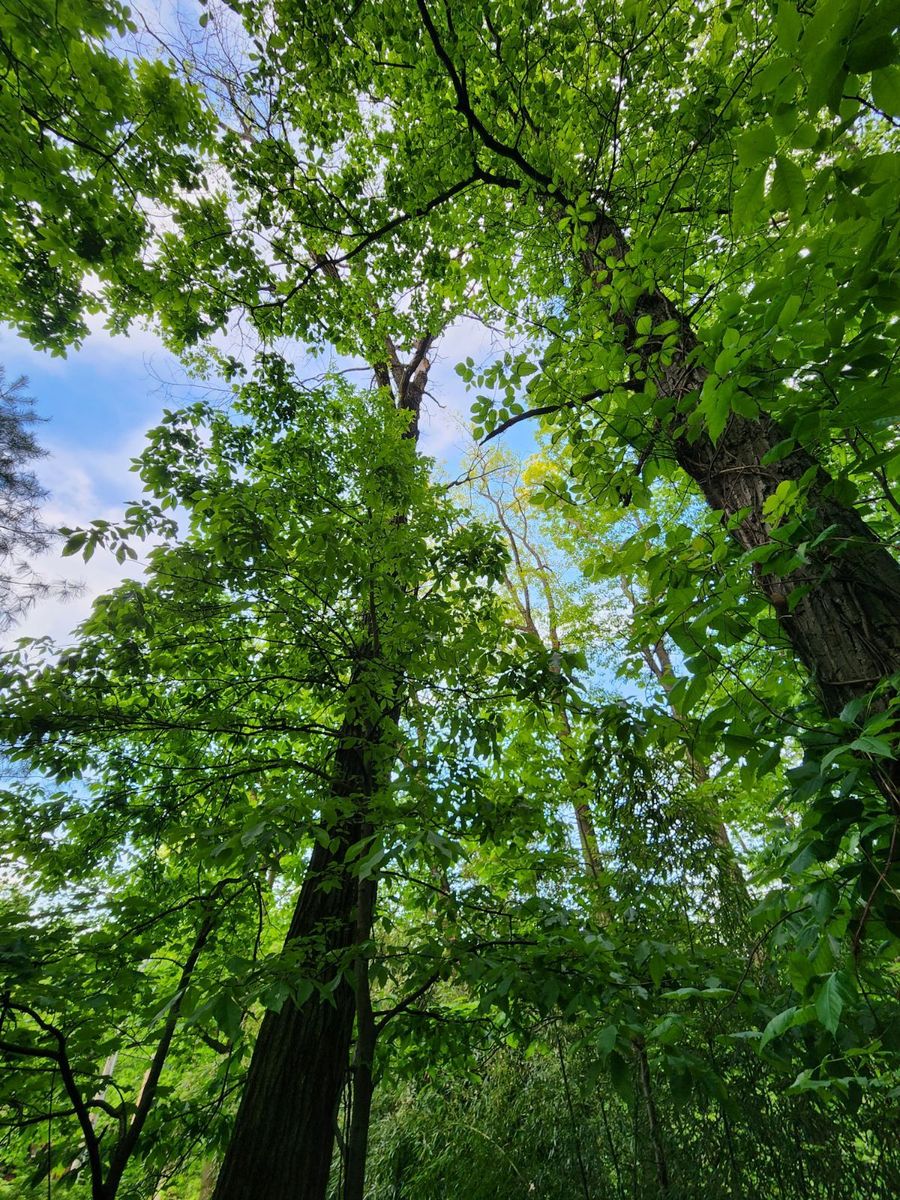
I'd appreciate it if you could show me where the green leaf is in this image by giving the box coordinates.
[759,1006,798,1051]
[847,735,894,757]
[596,1024,618,1056]
[696,379,732,443]
[649,953,666,989]
[776,1,803,50]
[777,294,802,328]
[846,31,897,74]
[61,531,87,557]
[608,1050,634,1102]
[872,66,900,116]
[733,166,766,229]
[768,156,806,220]
[753,57,792,97]
[801,0,856,113]
[814,972,854,1035]
[735,125,777,168]
[787,1068,833,1093]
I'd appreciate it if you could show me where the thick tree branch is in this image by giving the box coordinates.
[0,1003,104,1198]
[480,403,565,443]
[480,381,641,444]
[415,0,571,206]
[375,970,442,1034]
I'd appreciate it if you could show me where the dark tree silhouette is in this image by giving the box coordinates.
[0,367,73,631]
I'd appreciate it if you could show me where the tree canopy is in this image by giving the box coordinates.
[0,1,898,1197]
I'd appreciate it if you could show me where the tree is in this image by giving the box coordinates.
[308,0,900,768]
[0,0,211,350]
[17,0,894,801]
[1,2,899,1197]
[6,0,898,758]
[0,367,75,631]
[2,355,520,1199]
[210,343,441,1200]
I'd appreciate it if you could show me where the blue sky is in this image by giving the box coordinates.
[1,317,180,643]
[1,313,536,645]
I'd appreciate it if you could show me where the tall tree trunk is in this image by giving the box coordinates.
[634,1039,669,1196]
[673,404,900,813]
[621,578,750,903]
[675,413,900,725]
[213,340,433,1200]
[343,874,378,1200]
[197,1161,217,1200]
[584,218,900,767]
[211,743,376,1200]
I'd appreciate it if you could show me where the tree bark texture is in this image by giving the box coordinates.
[674,414,900,719]
[211,744,372,1200]
[586,218,900,801]
[672,390,900,819]
[213,344,430,1200]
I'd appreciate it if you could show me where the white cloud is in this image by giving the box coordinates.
[77,314,172,372]
[6,425,160,647]
[0,317,174,384]
[431,316,503,370]
[126,0,205,40]
[1,314,520,645]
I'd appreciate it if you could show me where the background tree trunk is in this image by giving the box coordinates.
[342,874,378,1200]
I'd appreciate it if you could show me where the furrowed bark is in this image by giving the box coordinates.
[213,344,432,1200]
[583,218,900,806]
[674,390,900,814]
[675,412,900,725]
[212,605,397,1200]
[211,741,374,1200]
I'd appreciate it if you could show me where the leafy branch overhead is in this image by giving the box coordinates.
[0,2,898,1199]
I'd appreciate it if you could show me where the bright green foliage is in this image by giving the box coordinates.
[0,365,516,1194]
[0,0,212,349]
[1,0,899,1197]
[364,1029,900,1200]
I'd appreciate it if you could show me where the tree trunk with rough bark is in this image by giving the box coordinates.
[674,412,900,725]
[674,407,900,813]
[211,773,365,1200]
[213,341,433,1200]
[585,217,900,810]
